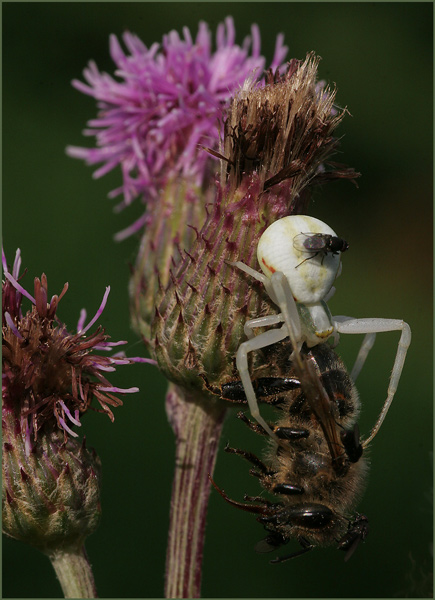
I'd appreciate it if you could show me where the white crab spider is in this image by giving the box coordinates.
[231,215,411,447]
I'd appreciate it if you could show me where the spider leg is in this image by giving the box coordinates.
[333,316,376,381]
[229,261,279,305]
[233,267,303,439]
[236,325,288,439]
[334,317,411,446]
[269,271,302,355]
[228,261,269,285]
[351,333,377,381]
[244,314,284,340]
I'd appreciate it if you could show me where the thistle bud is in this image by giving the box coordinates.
[2,418,101,554]
[152,53,359,397]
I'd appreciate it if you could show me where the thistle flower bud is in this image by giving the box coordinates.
[2,249,141,558]
[2,418,101,554]
[152,53,359,397]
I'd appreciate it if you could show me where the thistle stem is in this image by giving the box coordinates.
[49,546,98,598]
[165,384,227,598]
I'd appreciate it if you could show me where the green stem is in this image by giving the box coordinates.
[165,384,227,598]
[49,546,98,598]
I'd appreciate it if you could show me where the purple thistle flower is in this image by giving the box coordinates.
[2,249,149,445]
[66,17,288,239]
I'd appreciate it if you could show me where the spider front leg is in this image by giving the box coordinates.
[228,261,279,305]
[232,263,303,439]
[333,316,411,446]
[243,314,285,340]
[269,271,303,358]
[231,263,287,340]
[236,325,289,439]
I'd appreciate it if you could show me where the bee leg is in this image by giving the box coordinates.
[224,443,274,476]
[199,373,221,395]
[270,537,314,563]
[337,514,369,562]
[243,495,276,507]
[236,412,309,441]
[272,484,305,495]
[236,410,269,435]
[340,423,363,463]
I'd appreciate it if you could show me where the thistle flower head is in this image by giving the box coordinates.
[222,54,356,198]
[2,249,146,554]
[66,17,287,240]
[2,248,140,447]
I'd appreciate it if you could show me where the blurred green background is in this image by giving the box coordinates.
[3,2,432,598]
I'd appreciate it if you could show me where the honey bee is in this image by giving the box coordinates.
[209,341,369,562]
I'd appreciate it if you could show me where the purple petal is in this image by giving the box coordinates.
[67,18,288,239]
[59,400,82,426]
[77,308,87,333]
[94,340,128,351]
[120,356,157,366]
[59,417,79,438]
[270,32,288,71]
[79,286,110,335]
[93,364,116,372]
[4,271,36,304]
[1,247,8,273]
[98,386,139,394]
[113,213,149,242]
[4,312,23,339]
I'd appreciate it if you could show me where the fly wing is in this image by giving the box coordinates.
[293,232,325,252]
